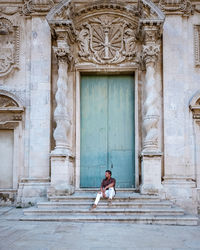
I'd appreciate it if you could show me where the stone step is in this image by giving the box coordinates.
[75,188,137,193]
[21,192,199,226]
[24,207,185,216]
[37,200,173,209]
[49,193,160,202]
[19,214,198,226]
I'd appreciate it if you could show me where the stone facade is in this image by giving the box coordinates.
[0,0,200,214]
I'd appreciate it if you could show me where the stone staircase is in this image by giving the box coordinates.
[21,191,198,225]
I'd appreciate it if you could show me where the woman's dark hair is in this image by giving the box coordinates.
[105,170,112,176]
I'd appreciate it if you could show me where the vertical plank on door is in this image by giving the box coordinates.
[108,75,135,188]
[80,75,108,187]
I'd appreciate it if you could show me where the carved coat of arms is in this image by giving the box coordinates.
[77,15,138,64]
[0,18,19,77]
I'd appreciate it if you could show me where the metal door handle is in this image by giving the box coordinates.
[111,163,113,168]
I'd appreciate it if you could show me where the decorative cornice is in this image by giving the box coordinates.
[22,0,54,16]
[47,0,165,25]
[158,0,194,17]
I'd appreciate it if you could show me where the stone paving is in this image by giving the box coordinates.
[0,207,200,250]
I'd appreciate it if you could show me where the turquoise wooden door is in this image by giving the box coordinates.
[80,75,135,188]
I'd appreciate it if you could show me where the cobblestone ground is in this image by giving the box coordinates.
[0,207,200,250]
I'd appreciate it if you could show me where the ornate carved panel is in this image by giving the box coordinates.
[194,25,200,67]
[0,18,19,77]
[76,15,138,65]
[47,0,165,68]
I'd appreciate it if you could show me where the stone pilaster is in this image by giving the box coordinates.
[49,39,74,196]
[140,25,163,194]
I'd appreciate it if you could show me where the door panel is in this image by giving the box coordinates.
[80,75,135,188]
[80,76,108,187]
[108,75,135,187]
[110,150,134,188]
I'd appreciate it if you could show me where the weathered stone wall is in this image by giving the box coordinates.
[0,0,199,212]
[162,10,200,212]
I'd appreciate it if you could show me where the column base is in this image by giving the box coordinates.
[140,152,163,195]
[16,177,50,206]
[162,175,197,214]
[49,150,75,196]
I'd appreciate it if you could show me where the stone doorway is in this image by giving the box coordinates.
[47,0,165,196]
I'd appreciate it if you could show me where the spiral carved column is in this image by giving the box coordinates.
[143,44,160,152]
[49,40,74,196]
[53,46,71,154]
[140,25,163,195]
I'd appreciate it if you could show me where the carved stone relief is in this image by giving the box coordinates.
[190,91,200,121]
[0,18,19,78]
[194,25,200,67]
[0,92,24,128]
[0,7,21,15]
[0,95,18,108]
[158,0,194,16]
[22,0,54,16]
[76,15,138,65]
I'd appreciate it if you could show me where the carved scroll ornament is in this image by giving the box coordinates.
[158,0,194,16]
[0,95,18,108]
[0,18,19,78]
[77,15,138,65]
[22,0,54,16]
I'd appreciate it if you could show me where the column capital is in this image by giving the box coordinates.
[53,40,71,63]
[142,24,162,44]
[142,44,160,66]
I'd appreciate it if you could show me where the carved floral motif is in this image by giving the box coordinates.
[0,18,19,77]
[77,15,138,64]
[142,44,160,65]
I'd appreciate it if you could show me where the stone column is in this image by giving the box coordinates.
[49,40,74,196]
[140,25,163,194]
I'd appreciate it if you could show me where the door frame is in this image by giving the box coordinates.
[75,66,139,190]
